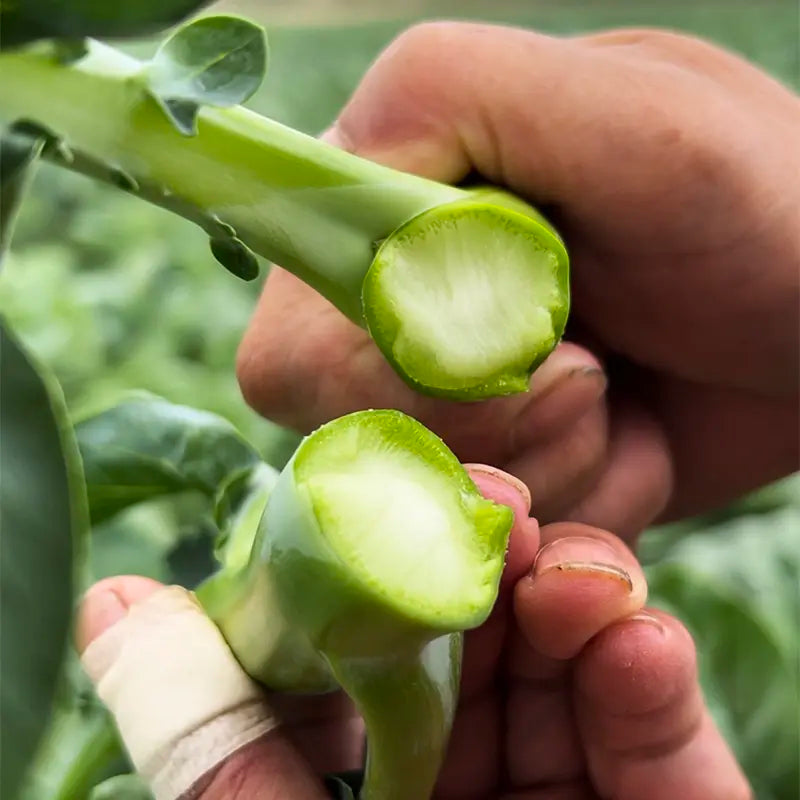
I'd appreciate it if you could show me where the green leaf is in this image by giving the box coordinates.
[88,774,153,800]
[209,236,261,281]
[75,391,261,524]
[51,39,90,64]
[0,319,88,800]
[19,652,126,800]
[646,504,800,800]
[212,461,278,571]
[0,0,214,49]
[0,127,46,263]
[146,15,268,136]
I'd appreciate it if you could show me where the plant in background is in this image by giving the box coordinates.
[0,7,569,401]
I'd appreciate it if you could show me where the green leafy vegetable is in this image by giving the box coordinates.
[19,652,126,800]
[145,15,268,136]
[646,500,800,800]
[75,391,261,524]
[0,320,87,799]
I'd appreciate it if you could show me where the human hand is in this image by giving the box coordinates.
[76,468,750,799]
[236,23,800,538]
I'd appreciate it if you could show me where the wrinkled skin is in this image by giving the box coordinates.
[237,23,800,540]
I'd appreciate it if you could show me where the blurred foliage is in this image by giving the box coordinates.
[2,1,798,798]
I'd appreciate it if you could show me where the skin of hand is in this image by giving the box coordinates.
[235,23,800,540]
[77,467,751,800]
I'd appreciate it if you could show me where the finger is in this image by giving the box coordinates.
[458,465,539,701]
[504,402,608,527]
[77,577,327,800]
[431,466,538,798]
[514,523,647,661]
[323,21,753,247]
[265,691,364,775]
[559,398,673,541]
[574,608,752,800]
[505,525,648,789]
[465,464,538,589]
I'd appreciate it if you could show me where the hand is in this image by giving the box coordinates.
[236,23,800,538]
[76,468,751,799]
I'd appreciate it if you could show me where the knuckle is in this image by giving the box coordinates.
[385,20,463,61]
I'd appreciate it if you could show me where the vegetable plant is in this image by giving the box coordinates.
[0,7,570,400]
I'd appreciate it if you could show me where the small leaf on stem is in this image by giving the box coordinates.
[146,15,268,137]
[209,235,260,281]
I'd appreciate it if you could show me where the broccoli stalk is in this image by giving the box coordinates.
[0,21,570,400]
[199,409,513,799]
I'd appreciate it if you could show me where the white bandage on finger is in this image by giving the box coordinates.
[81,586,280,800]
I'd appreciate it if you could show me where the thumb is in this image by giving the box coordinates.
[77,577,327,800]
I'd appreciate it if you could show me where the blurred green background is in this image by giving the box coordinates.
[2,1,798,798]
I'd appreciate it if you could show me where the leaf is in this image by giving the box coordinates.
[212,462,278,571]
[75,391,261,524]
[0,319,88,800]
[88,774,153,800]
[0,0,214,49]
[19,652,126,800]
[52,39,90,64]
[209,235,261,281]
[646,504,800,800]
[0,127,46,264]
[146,15,268,136]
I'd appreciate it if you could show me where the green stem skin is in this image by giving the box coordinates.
[257,410,512,659]
[198,464,336,693]
[329,634,462,800]
[200,410,513,799]
[0,40,459,322]
[0,41,570,400]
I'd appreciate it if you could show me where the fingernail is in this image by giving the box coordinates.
[627,611,666,635]
[533,536,633,591]
[465,464,532,508]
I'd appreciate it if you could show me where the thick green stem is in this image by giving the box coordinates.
[0,38,569,399]
[197,411,512,798]
[197,464,335,693]
[329,635,462,800]
[0,41,461,321]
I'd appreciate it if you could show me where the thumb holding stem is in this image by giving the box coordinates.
[76,576,327,800]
